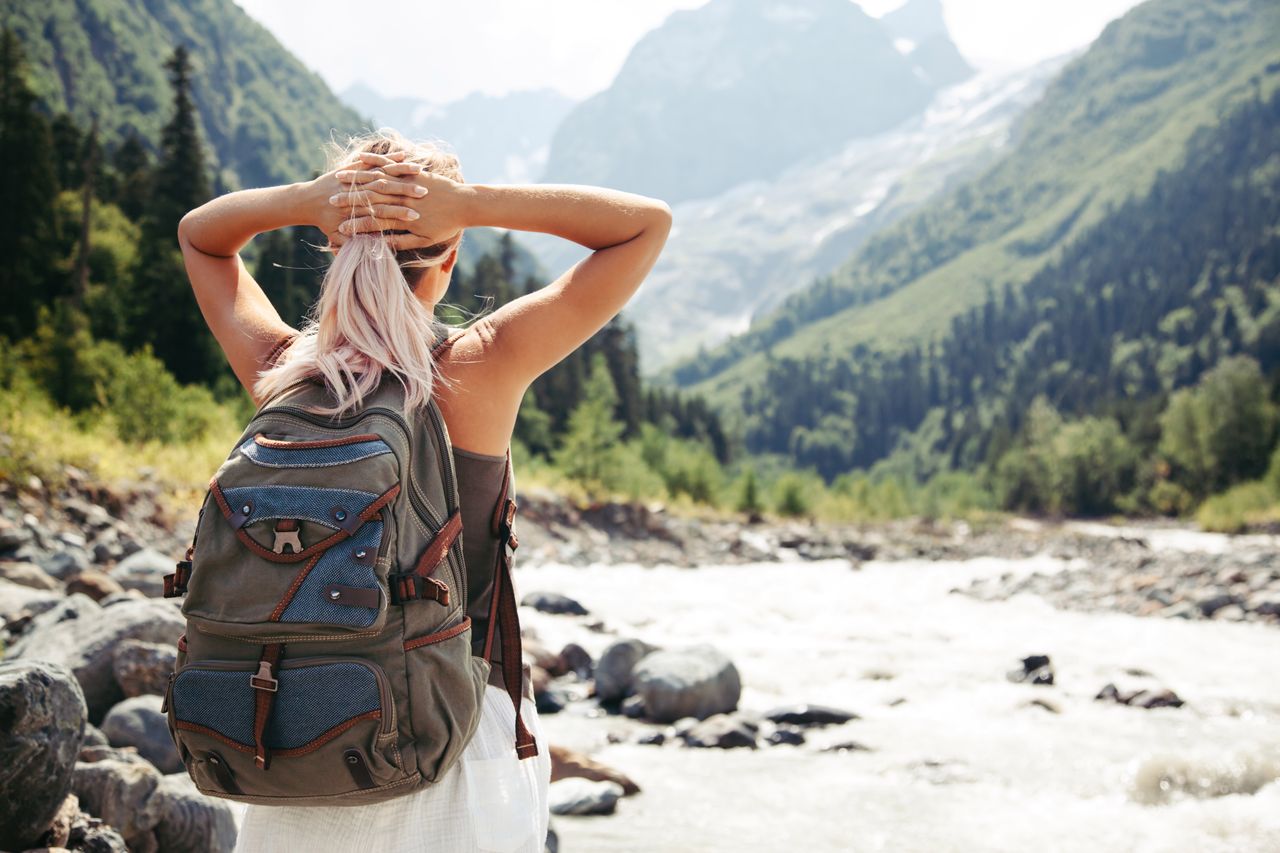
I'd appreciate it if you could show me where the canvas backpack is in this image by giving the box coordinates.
[160,325,538,807]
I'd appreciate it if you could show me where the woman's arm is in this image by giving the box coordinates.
[178,164,422,395]
[333,174,673,393]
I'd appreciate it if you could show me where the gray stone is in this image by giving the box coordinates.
[100,695,182,773]
[0,560,60,591]
[632,644,741,723]
[1006,654,1055,686]
[522,591,589,616]
[8,598,185,720]
[71,758,163,846]
[594,638,657,703]
[762,704,859,727]
[63,498,113,529]
[151,773,238,853]
[37,549,91,580]
[681,713,757,749]
[621,694,646,718]
[83,723,110,747]
[0,661,88,851]
[557,642,594,678]
[766,725,806,746]
[0,579,66,626]
[821,739,873,753]
[110,548,174,598]
[548,778,624,816]
[112,640,177,699]
[0,518,34,552]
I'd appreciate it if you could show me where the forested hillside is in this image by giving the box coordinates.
[1,0,366,188]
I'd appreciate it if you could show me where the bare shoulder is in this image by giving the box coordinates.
[431,317,525,457]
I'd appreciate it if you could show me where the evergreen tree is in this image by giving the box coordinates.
[0,28,60,339]
[553,352,625,497]
[129,45,220,384]
[107,131,151,221]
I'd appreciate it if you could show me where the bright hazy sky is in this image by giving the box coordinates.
[235,0,1146,104]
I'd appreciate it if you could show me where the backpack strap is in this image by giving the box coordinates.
[481,448,538,760]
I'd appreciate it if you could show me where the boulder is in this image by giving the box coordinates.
[8,598,185,720]
[36,550,91,581]
[766,725,806,746]
[632,645,741,723]
[762,704,859,727]
[521,591,589,616]
[0,579,65,627]
[621,695,646,718]
[0,661,88,851]
[150,773,238,853]
[557,642,594,679]
[71,759,164,847]
[65,570,126,602]
[549,744,641,794]
[112,640,177,699]
[109,549,174,599]
[548,778,624,816]
[1007,655,1055,686]
[681,713,757,749]
[100,695,182,773]
[1096,683,1185,709]
[0,560,60,591]
[594,638,657,703]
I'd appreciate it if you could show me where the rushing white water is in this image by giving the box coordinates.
[522,550,1280,853]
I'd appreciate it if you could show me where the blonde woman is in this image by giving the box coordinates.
[178,129,672,852]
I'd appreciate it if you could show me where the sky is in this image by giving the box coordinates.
[235,0,1146,105]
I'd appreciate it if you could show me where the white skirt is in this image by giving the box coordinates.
[233,684,552,853]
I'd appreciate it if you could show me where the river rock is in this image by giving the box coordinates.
[71,758,163,846]
[112,640,176,699]
[100,695,182,773]
[545,823,559,853]
[0,560,60,591]
[0,661,88,851]
[548,778,625,816]
[36,549,91,581]
[1096,683,1185,709]
[65,570,126,602]
[1007,654,1055,686]
[151,773,238,853]
[594,638,657,703]
[766,725,806,746]
[621,695,646,718]
[762,704,859,727]
[632,644,741,723]
[681,713,758,749]
[83,723,110,747]
[109,549,173,598]
[522,591,589,616]
[557,642,594,679]
[0,579,65,627]
[549,744,640,794]
[8,598,185,720]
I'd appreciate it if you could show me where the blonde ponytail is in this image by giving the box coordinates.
[254,129,465,418]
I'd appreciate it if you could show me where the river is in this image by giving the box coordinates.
[523,534,1280,852]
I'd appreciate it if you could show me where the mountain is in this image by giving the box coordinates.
[615,56,1064,369]
[340,84,576,184]
[665,0,1280,476]
[2,0,368,188]
[882,0,973,88]
[540,0,971,205]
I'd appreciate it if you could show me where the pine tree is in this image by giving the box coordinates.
[553,352,625,497]
[129,45,219,384]
[107,132,151,221]
[0,28,61,339]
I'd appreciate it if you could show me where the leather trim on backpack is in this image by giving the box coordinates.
[403,616,472,651]
[253,433,383,450]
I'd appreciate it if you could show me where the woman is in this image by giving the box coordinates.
[177,128,672,852]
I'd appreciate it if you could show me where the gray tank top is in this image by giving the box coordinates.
[453,445,509,665]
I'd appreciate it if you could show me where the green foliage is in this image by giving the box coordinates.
[1196,481,1280,533]
[735,467,763,516]
[552,353,627,498]
[773,470,821,518]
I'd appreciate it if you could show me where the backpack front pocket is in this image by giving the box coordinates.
[167,657,413,802]
[183,430,403,640]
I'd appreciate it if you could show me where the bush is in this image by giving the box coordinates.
[1196,481,1280,533]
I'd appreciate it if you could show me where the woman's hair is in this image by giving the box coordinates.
[253,128,464,418]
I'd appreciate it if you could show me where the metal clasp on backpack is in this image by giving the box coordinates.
[249,661,278,692]
[272,519,302,555]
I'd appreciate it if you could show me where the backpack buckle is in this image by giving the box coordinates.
[498,499,519,550]
[163,560,192,598]
[249,661,278,692]
[388,572,450,606]
[272,520,302,554]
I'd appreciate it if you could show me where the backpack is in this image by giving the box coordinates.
[160,324,538,807]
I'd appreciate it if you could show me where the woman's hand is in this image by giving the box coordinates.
[305,152,427,248]
[327,156,470,251]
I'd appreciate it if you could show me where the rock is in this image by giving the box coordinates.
[63,498,113,529]
[1025,698,1061,714]
[82,724,110,747]
[44,792,81,847]
[1095,683,1185,709]
[1197,593,1238,618]
[672,716,700,737]
[548,778,624,816]
[636,730,666,746]
[71,759,163,846]
[0,518,34,552]
[0,662,88,851]
[821,740,873,753]
[521,637,561,673]
[0,560,60,591]
[65,570,126,602]
[536,689,567,715]
[1007,654,1055,686]
[762,704,859,728]
[681,713,757,749]
[557,642,594,679]
[109,549,174,599]
[766,725,806,746]
[100,695,182,773]
[632,645,741,723]
[0,579,65,628]
[594,638,657,703]
[8,598,185,721]
[36,550,91,581]
[79,744,153,766]
[620,695,646,718]
[112,641,177,699]
[522,591,589,616]
[544,823,559,853]
[549,744,641,794]
[150,773,237,853]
